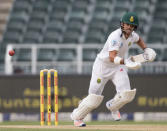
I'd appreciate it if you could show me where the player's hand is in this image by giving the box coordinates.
[124,57,141,70]
[144,48,156,62]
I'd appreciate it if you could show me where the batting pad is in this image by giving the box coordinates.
[106,89,136,112]
[71,94,104,120]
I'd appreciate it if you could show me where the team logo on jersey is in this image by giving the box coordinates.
[97,78,101,83]
[128,42,132,46]
[130,16,134,22]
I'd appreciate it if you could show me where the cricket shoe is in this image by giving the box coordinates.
[70,112,86,127]
[112,110,121,121]
[74,120,86,127]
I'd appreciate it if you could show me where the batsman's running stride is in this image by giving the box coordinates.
[71,12,156,127]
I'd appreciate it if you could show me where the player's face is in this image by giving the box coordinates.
[122,23,135,35]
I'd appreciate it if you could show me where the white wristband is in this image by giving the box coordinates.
[114,56,122,64]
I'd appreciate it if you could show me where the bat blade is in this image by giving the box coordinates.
[131,53,148,63]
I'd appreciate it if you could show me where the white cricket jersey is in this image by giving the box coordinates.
[97,28,139,65]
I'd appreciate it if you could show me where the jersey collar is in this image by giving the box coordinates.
[119,29,133,40]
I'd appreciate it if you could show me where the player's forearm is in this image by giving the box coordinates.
[109,50,117,62]
[137,37,147,50]
[120,59,124,64]
[109,51,124,64]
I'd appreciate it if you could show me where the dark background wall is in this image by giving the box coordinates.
[0,74,166,113]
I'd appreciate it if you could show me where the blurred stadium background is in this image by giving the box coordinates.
[0,0,167,124]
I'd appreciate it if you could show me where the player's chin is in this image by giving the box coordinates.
[124,30,133,35]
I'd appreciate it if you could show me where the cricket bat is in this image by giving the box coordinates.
[131,53,149,63]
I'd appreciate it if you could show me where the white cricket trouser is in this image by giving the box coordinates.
[88,58,131,95]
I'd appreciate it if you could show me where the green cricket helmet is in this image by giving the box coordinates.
[120,12,139,30]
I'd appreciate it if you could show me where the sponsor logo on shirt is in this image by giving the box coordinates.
[112,40,117,46]
[112,40,123,48]
[120,43,123,47]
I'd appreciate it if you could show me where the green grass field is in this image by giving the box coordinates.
[0,121,167,131]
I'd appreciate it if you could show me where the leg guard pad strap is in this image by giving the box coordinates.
[106,89,136,112]
[72,94,104,120]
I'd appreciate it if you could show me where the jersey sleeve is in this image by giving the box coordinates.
[133,32,139,42]
[107,35,120,51]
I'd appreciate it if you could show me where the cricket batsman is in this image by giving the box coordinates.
[71,12,156,127]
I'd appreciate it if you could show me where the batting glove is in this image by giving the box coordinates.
[124,57,141,70]
[144,48,156,62]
